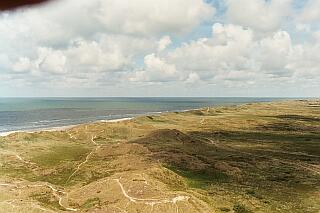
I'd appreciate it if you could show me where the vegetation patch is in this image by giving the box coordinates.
[188,110,205,116]
[1,100,319,212]
[233,203,253,213]
[166,166,228,189]
[81,197,101,209]
[219,207,231,212]
[31,191,63,211]
[150,167,187,190]
[0,164,35,180]
[31,144,90,167]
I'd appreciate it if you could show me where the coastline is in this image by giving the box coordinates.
[0,124,77,137]
[1,99,319,212]
[0,117,133,137]
[0,98,309,138]
[0,108,201,137]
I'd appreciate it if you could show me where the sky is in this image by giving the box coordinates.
[0,0,319,97]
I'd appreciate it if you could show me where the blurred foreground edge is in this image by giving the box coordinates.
[0,0,51,11]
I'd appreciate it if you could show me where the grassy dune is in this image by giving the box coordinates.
[0,100,319,212]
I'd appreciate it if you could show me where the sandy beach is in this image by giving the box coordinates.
[0,117,133,137]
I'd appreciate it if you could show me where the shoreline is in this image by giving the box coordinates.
[1,99,318,212]
[0,125,77,137]
[0,117,133,137]
[0,108,201,137]
[0,98,311,138]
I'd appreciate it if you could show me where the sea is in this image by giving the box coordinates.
[0,97,294,134]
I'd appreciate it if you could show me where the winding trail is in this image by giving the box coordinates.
[66,135,100,183]
[67,132,76,139]
[200,118,205,125]
[1,149,35,166]
[0,182,77,211]
[91,135,98,145]
[114,178,189,213]
[3,134,100,211]
[15,154,36,166]
[45,184,77,211]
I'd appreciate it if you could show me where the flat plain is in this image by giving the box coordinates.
[0,100,319,212]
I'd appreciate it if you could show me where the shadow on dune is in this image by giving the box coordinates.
[130,128,320,208]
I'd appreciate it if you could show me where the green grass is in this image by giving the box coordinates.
[81,197,101,209]
[31,144,90,167]
[0,164,35,180]
[233,204,253,213]
[150,167,187,190]
[31,191,63,211]
[166,166,228,189]
[36,166,76,186]
[219,207,231,212]
[1,100,319,212]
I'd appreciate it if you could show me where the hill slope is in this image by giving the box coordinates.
[0,100,319,212]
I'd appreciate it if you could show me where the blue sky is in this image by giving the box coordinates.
[0,0,319,97]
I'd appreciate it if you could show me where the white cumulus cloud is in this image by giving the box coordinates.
[130,53,179,82]
[0,0,319,96]
[96,0,215,35]
[225,0,292,33]
[157,36,172,52]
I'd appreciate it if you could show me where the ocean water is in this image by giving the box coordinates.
[0,97,291,134]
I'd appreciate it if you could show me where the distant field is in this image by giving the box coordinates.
[0,100,319,212]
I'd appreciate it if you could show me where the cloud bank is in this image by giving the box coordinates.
[0,0,319,97]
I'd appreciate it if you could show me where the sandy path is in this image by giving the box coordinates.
[14,154,36,166]
[66,135,100,183]
[0,182,77,211]
[114,178,189,212]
